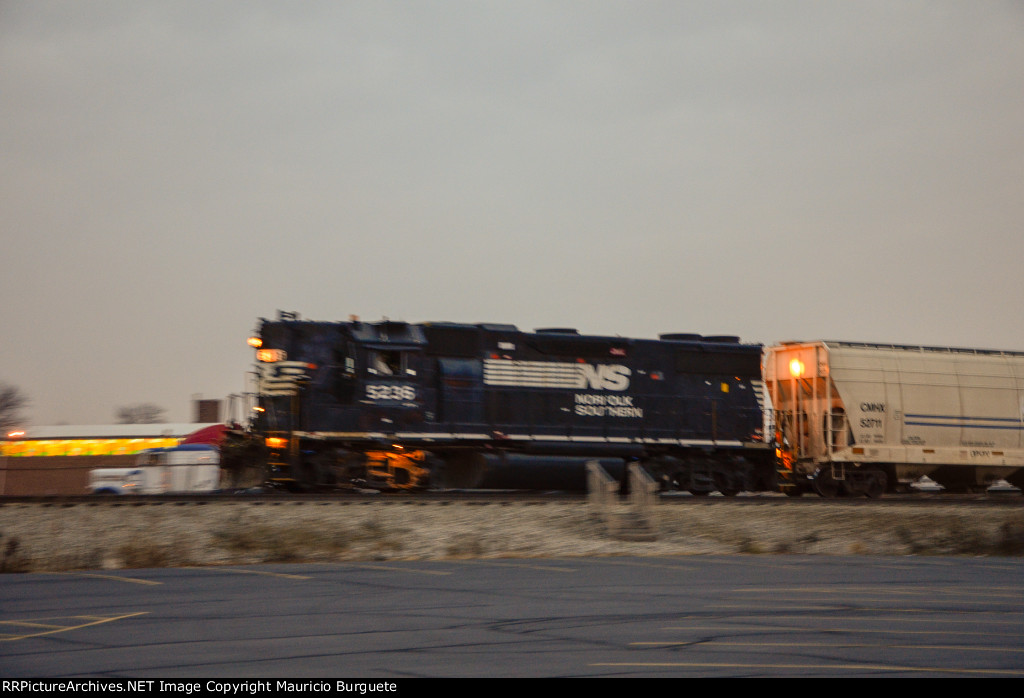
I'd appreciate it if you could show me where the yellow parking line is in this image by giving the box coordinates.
[590,661,1024,676]
[667,614,1024,627]
[1,612,148,642]
[204,567,311,580]
[661,626,1023,637]
[54,572,161,585]
[0,621,66,630]
[730,585,1024,597]
[633,640,1024,651]
[468,561,577,573]
[582,558,698,571]
[346,563,451,576]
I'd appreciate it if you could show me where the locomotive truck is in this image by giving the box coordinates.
[227,312,777,494]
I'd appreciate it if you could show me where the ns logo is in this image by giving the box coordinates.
[576,364,631,391]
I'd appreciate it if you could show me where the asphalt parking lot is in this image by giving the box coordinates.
[3,554,1024,677]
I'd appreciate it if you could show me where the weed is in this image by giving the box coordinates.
[349,516,404,552]
[117,541,173,569]
[996,520,1024,555]
[446,535,485,558]
[0,534,31,573]
[213,520,360,563]
[212,524,266,552]
[738,538,764,554]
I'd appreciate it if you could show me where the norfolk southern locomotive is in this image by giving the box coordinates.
[234,311,776,493]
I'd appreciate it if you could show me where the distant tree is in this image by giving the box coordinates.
[116,403,167,424]
[0,383,30,430]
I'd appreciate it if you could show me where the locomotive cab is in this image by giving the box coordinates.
[351,321,428,431]
[251,315,431,489]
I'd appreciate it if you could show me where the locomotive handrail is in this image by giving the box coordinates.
[586,460,617,511]
[586,461,658,540]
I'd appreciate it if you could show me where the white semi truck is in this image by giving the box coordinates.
[88,444,222,495]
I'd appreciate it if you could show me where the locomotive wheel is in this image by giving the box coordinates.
[689,489,710,496]
[297,459,322,490]
[714,473,738,497]
[664,470,688,492]
[813,469,841,498]
[784,487,803,498]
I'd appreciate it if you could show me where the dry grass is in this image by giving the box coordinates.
[0,500,1022,572]
[211,514,405,562]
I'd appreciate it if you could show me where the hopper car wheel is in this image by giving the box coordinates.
[813,469,841,498]
[689,490,710,497]
[864,470,887,499]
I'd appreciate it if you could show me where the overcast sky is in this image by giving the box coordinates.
[2,1,1023,426]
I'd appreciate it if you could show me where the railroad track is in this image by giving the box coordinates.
[2,490,1021,507]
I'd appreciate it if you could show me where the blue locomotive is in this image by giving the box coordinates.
[238,311,776,493]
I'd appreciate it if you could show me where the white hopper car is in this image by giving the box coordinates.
[765,341,1024,496]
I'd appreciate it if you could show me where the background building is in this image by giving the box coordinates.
[2,422,223,496]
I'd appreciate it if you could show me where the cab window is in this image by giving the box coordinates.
[369,350,402,375]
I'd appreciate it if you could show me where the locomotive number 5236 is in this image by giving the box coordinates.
[366,384,417,401]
